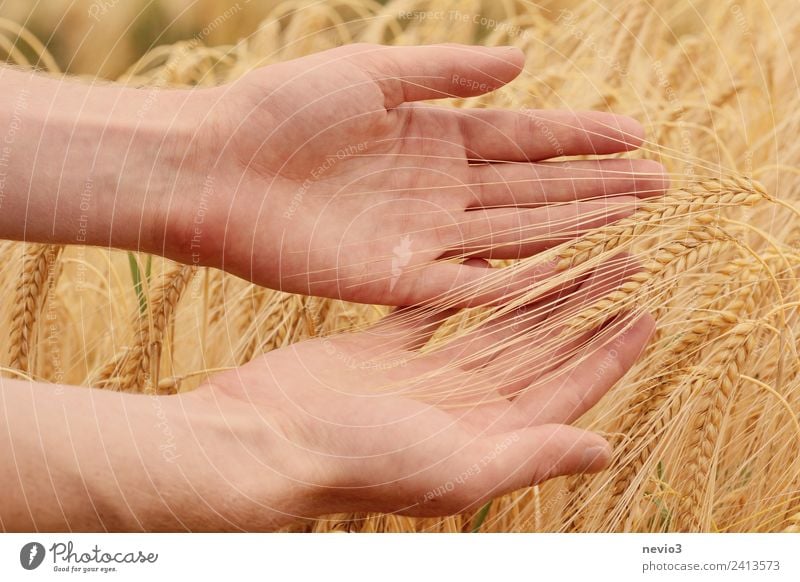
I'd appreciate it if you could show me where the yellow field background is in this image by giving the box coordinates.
[1,0,799,532]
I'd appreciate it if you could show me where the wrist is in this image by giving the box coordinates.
[59,81,219,257]
[171,387,330,530]
[0,67,219,256]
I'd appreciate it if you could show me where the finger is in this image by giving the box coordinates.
[430,272,588,371]
[457,109,645,162]
[365,306,456,352]
[418,425,610,514]
[345,43,525,108]
[493,254,642,370]
[443,196,637,260]
[469,158,669,209]
[366,259,491,352]
[475,253,642,396]
[534,253,642,334]
[511,313,655,426]
[394,256,561,308]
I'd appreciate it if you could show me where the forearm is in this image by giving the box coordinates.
[0,66,211,255]
[0,378,317,531]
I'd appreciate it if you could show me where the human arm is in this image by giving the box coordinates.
[0,44,667,306]
[0,375,318,531]
[0,65,204,254]
[1,259,653,531]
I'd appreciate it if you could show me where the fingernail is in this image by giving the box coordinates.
[581,446,610,472]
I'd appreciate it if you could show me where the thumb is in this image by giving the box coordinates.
[345,43,524,108]
[464,424,610,500]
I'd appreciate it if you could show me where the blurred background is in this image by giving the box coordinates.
[0,0,590,78]
[0,0,285,77]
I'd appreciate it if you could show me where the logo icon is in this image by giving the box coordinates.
[20,542,45,570]
[390,235,413,291]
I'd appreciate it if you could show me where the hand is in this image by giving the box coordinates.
[168,43,668,305]
[0,46,665,306]
[0,257,652,531]
[183,257,654,527]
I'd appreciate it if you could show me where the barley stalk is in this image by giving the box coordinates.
[94,264,195,393]
[8,245,63,373]
[676,322,757,531]
[556,178,769,272]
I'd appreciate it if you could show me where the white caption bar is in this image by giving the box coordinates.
[0,533,797,581]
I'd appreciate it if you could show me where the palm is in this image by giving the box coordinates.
[200,259,654,516]
[198,44,666,306]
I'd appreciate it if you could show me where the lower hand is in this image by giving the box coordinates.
[179,257,654,528]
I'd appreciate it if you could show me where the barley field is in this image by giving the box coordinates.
[1,0,799,532]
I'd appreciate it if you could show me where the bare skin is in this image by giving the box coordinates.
[0,44,665,305]
[171,44,666,304]
[0,44,661,530]
[2,261,653,531]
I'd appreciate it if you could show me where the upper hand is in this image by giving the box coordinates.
[168,44,667,305]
